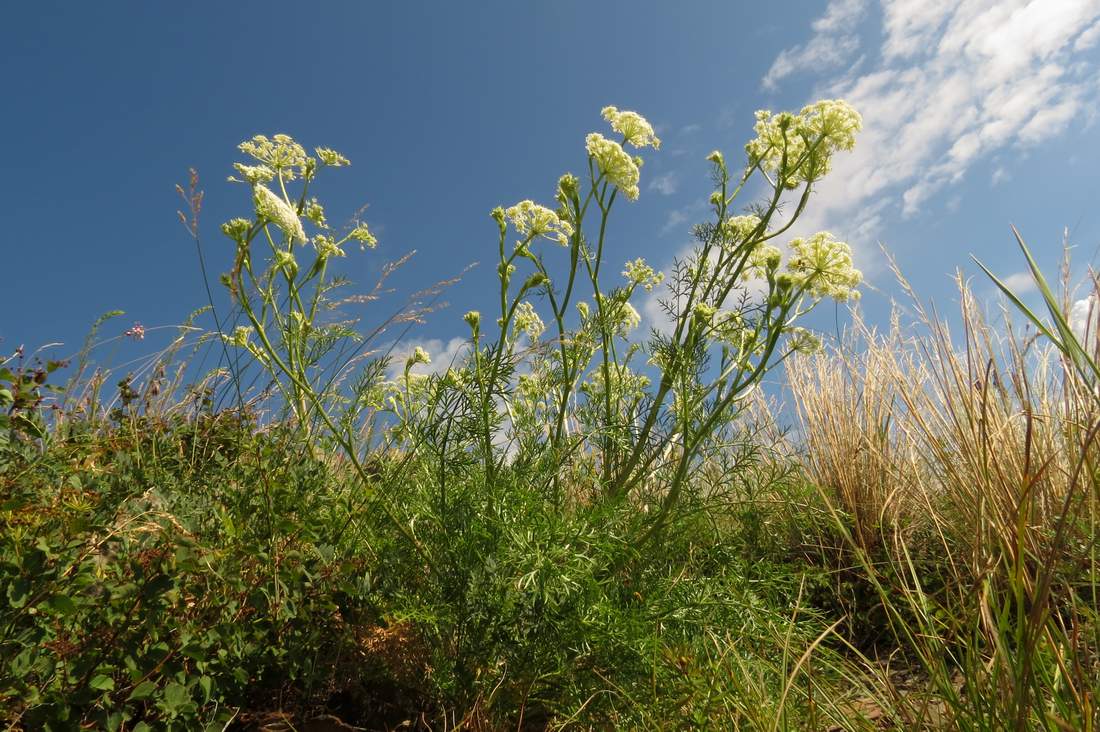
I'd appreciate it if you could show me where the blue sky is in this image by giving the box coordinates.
[3,1,1100,372]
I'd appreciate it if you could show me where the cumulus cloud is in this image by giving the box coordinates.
[761,0,1100,270]
[1001,271,1038,293]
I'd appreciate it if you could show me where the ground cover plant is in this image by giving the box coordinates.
[2,100,1097,731]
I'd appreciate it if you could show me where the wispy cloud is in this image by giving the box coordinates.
[763,0,1100,270]
[762,0,868,90]
[648,172,680,196]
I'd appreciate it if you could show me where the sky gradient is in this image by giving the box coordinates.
[3,1,1099,373]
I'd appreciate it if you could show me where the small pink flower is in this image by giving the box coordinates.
[124,323,145,341]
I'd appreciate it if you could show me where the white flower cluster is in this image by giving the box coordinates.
[315,147,350,167]
[745,100,861,188]
[406,346,431,369]
[513,301,545,341]
[239,134,311,180]
[744,244,782,280]
[719,215,762,251]
[580,362,651,402]
[786,232,862,302]
[253,184,306,243]
[505,200,574,247]
[601,106,661,149]
[586,133,641,201]
[622,258,664,292]
[786,326,823,354]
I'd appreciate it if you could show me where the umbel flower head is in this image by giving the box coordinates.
[786,231,862,302]
[623,258,664,292]
[586,133,641,200]
[239,134,311,181]
[746,100,861,188]
[601,106,661,149]
[505,200,574,247]
[253,185,306,243]
[512,301,546,341]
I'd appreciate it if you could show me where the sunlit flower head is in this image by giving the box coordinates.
[221,217,252,243]
[744,243,782,280]
[312,234,345,259]
[231,163,275,185]
[348,222,377,249]
[745,100,861,188]
[239,134,310,180]
[719,215,762,250]
[786,231,862,302]
[315,147,350,167]
[513,301,545,341]
[787,326,823,354]
[253,185,306,243]
[601,106,661,149]
[504,200,574,247]
[585,133,640,200]
[623,258,664,292]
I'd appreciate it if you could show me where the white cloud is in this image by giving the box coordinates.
[659,200,707,235]
[1002,271,1038,293]
[648,172,680,195]
[991,166,1011,185]
[760,0,1100,271]
[763,0,868,90]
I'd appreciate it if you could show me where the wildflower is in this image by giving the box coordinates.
[586,133,640,200]
[239,134,310,180]
[230,163,275,185]
[621,302,641,334]
[312,234,344,259]
[253,185,306,243]
[601,106,661,149]
[405,346,431,372]
[744,244,782,280]
[224,326,253,348]
[348,222,377,249]
[274,250,298,278]
[623,258,664,292]
[745,100,861,188]
[576,301,590,320]
[504,200,574,247]
[513,301,545,341]
[464,310,481,331]
[692,302,717,327]
[719,215,762,250]
[557,172,579,200]
[315,147,350,167]
[580,363,651,402]
[123,323,145,341]
[221,217,252,243]
[786,232,862,302]
[304,198,327,228]
[787,326,823,354]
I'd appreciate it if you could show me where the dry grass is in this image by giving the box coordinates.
[784,260,1100,728]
